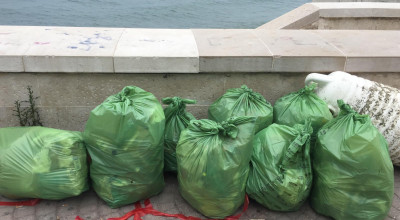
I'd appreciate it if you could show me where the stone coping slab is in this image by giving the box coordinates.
[253,29,346,72]
[192,29,273,72]
[258,2,400,29]
[0,25,399,73]
[312,30,400,72]
[0,26,36,72]
[114,29,199,73]
[316,2,400,17]
[24,26,123,73]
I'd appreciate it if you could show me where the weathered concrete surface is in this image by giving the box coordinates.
[316,2,400,18]
[257,3,320,30]
[1,72,400,131]
[253,30,345,72]
[192,29,273,73]
[312,31,400,72]
[0,26,36,72]
[259,2,400,30]
[313,0,400,3]
[23,27,124,73]
[114,29,199,73]
[0,72,308,131]
[0,167,399,220]
[304,17,400,30]
[1,25,400,73]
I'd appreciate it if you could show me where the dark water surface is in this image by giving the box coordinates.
[1,0,308,28]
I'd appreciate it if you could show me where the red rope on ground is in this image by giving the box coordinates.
[22,194,249,220]
[106,194,250,220]
[0,198,41,206]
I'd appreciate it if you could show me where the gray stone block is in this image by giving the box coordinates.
[36,213,58,220]
[2,72,400,132]
[35,73,226,107]
[0,169,399,219]
[185,105,209,120]
[223,72,309,105]
[36,200,57,216]
[0,73,40,107]
[0,206,14,217]
[14,216,35,220]
[0,215,13,220]
[13,206,35,218]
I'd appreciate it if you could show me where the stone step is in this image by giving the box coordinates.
[0,26,399,73]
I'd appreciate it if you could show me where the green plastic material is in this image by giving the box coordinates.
[273,83,332,136]
[84,86,165,208]
[246,122,313,211]
[177,117,256,219]
[208,85,273,133]
[162,97,196,172]
[0,127,88,200]
[311,100,394,220]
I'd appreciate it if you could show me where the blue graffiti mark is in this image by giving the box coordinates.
[79,37,97,51]
[139,39,167,43]
[80,38,94,45]
[94,33,112,41]
[64,33,69,35]
[140,39,156,42]
[34,42,50,45]
[45,28,51,30]
[68,46,78,49]
[76,33,112,51]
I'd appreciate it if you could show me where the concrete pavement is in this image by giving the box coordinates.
[1,166,399,220]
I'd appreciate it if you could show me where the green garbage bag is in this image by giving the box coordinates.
[208,85,273,133]
[162,97,196,172]
[246,122,313,211]
[177,117,256,219]
[84,86,165,208]
[311,100,394,220]
[273,83,332,136]
[0,127,88,200]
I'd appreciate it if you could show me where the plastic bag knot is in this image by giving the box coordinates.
[219,121,239,139]
[302,82,317,94]
[301,119,314,136]
[162,97,196,106]
[337,100,356,114]
[162,97,196,113]
[241,85,253,93]
[115,93,132,105]
[240,85,266,102]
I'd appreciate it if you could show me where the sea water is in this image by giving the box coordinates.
[0,0,308,28]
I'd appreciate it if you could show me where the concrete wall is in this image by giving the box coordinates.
[1,4,400,132]
[1,72,400,131]
[2,26,400,74]
[313,0,400,2]
[304,17,400,29]
[259,3,400,30]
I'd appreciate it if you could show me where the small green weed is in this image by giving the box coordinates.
[13,86,43,126]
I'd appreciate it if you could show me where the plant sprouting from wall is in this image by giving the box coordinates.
[13,86,43,126]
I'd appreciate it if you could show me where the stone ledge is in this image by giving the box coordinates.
[114,29,199,73]
[313,0,400,3]
[312,30,400,72]
[315,2,400,17]
[257,2,400,30]
[0,25,399,73]
[253,30,346,72]
[192,29,273,72]
[257,4,320,30]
